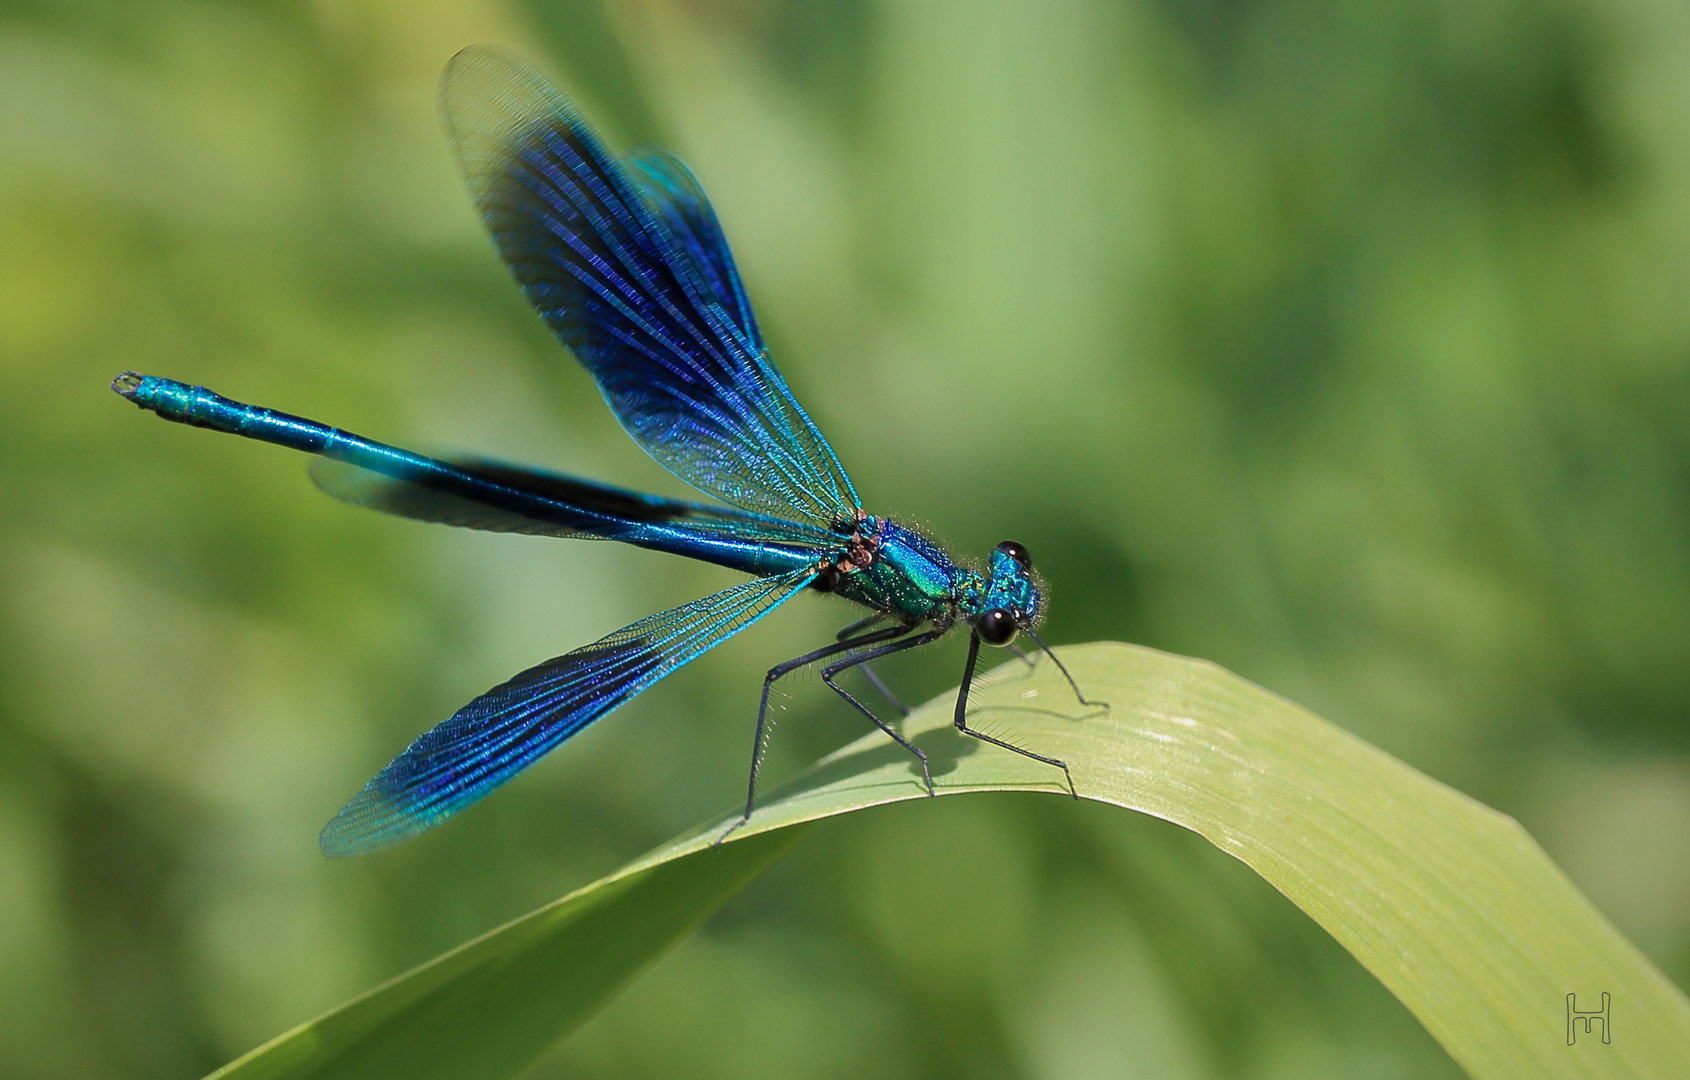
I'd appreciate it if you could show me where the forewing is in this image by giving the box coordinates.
[320,568,815,855]
[624,150,762,354]
[309,457,835,548]
[439,45,859,529]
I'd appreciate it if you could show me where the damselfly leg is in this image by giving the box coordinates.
[1024,628,1108,710]
[819,627,946,789]
[835,617,913,715]
[953,632,1079,798]
[718,623,913,845]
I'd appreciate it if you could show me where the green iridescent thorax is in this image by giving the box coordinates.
[963,547,1042,625]
[833,519,970,623]
[828,521,1042,629]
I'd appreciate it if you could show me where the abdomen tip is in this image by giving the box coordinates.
[111,371,146,400]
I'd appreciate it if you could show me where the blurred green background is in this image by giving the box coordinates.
[2,0,1687,1077]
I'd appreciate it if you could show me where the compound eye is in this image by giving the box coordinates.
[977,608,1019,647]
[995,540,1031,569]
[811,564,841,593]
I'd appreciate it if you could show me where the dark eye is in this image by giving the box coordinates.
[995,540,1031,569]
[976,608,1019,646]
[810,564,840,593]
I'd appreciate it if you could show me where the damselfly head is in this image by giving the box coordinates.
[974,540,1041,645]
[995,540,1031,568]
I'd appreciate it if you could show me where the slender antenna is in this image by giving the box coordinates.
[1024,629,1108,710]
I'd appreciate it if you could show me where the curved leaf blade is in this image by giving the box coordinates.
[212,643,1690,1080]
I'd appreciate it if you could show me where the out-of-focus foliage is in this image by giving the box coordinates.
[0,1,1686,1078]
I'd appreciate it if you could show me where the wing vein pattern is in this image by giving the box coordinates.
[321,568,815,855]
[440,46,860,530]
[309,456,836,550]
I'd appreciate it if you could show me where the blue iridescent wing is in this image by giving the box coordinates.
[439,45,860,530]
[309,456,835,551]
[320,567,815,855]
[624,150,763,355]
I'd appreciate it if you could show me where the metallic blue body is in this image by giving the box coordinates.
[116,374,823,581]
[112,46,1051,856]
[982,547,1041,622]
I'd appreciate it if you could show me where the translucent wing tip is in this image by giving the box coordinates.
[319,779,431,858]
[439,44,586,205]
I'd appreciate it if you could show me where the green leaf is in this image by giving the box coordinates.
[211,643,1690,1080]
